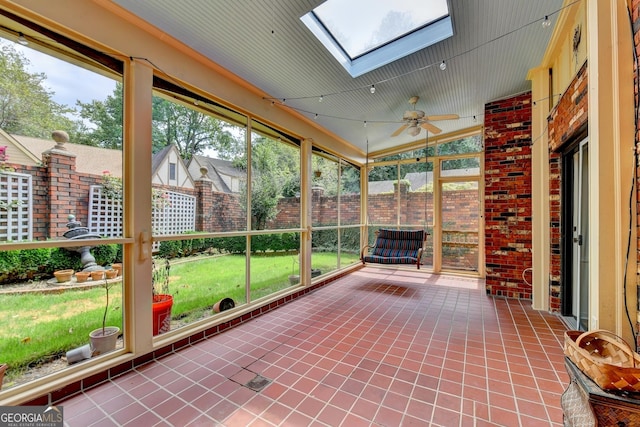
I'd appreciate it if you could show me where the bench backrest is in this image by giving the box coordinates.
[372,229,425,257]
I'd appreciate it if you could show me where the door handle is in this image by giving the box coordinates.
[573,235,583,245]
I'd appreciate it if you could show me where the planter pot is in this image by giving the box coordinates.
[0,363,6,390]
[54,269,74,283]
[288,274,299,285]
[91,270,105,281]
[105,269,118,279]
[213,297,235,313]
[153,294,173,336]
[89,326,120,356]
[111,263,122,277]
[66,344,92,364]
[75,271,91,283]
[311,269,322,278]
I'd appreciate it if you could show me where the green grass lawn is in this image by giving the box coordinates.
[0,252,359,383]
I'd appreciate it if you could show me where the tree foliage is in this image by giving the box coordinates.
[76,86,241,157]
[151,96,238,159]
[234,136,299,229]
[0,42,77,139]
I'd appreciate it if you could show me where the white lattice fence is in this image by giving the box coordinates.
[89,186,123,237]
[0,171,32,241]
[88,186,196,239]
[152,190,196,235]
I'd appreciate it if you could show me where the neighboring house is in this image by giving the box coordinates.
[0,129,49,168]
[188,154,245,193]
[368,172,433,195]
[3,132,194,191]
[368,169,478,195]
[9,132,123,177]
[152,144,194,189]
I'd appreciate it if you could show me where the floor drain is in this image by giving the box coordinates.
[245,374,271,392]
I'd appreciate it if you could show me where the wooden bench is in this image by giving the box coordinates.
[360,228,427,269]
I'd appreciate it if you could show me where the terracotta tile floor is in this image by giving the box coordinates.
[62,267,569,426]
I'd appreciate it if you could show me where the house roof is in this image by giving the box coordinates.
[152,144,173,176]
[12,134,123,178]
[190,155,245,193]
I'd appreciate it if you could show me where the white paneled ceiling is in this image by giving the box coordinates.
[112,0,563,156]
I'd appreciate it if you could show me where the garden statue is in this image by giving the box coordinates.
[63,214,104,271]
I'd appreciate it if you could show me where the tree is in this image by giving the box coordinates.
[77,87,241,157]
[0,42,77,138]
[76,83,123,148]
[151,96,237,159]
[235,136,299,229]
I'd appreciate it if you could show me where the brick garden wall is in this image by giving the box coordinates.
[14,143,482,278]
[484,92,533,299]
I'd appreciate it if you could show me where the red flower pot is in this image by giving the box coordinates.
[152,294,173,336]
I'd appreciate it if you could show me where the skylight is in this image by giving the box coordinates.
[301,0,453,77]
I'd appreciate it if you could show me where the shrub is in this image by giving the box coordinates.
[20,248,52,278]
[0,250,20,275]
[158,240,181,259]
[93,244,118,266]
[252,234,273,252]
[113,245,123,263]
[281,232,299,251]
[48,248,82,272]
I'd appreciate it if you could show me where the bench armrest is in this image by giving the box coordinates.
[360,244,374,261]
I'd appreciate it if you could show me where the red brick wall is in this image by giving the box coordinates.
[484,92,533,299]
[15,149,479,263]
[546,62,588,312]
[548,153,562,311]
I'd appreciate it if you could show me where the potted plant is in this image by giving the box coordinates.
[212,297,235,313]
[152,257,173,336]
[75,271,91,283]
[89,275,120,356]
[53,269,74,283]
[288,255,299,285]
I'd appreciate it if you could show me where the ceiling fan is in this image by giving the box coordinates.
[391,96,459,137]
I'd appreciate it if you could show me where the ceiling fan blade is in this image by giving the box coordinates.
[425,114,459,121]
[420,122,442,134]
[391,124,409,137]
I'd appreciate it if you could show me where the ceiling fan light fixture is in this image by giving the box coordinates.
[407,125,421,137]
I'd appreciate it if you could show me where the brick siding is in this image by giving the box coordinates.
[484,92,533,299]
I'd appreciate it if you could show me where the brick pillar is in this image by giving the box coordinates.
[484,93,533,299]
[195,167,213,232]
[43,131,78,239]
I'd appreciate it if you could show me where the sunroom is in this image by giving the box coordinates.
[0,0,636,425]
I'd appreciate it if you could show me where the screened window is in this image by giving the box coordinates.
[0,29,125,387]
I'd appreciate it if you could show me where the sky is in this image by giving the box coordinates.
[11,41,117,108]
[314,0,448,57]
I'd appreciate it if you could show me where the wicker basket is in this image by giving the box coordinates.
[564,329,640,392]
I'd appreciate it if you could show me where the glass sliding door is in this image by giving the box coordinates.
[439,158,481,272]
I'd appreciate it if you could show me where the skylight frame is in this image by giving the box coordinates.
[301,3,453,78]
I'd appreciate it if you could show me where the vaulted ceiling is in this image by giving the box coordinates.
[112,0,563,155]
